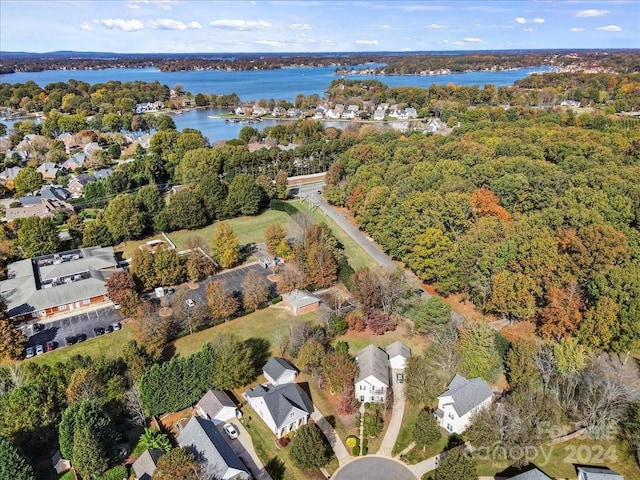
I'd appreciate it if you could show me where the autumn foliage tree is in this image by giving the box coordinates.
[264,223,287,256]
[470,188,512,221]
[206,280,238,321]
[539,282,584,340]
[105,270,139,317]
[321,352,358,394]
[242,269,270,311]
[211,221,239,269]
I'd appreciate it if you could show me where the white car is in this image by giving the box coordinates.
[223,423,238,439]
[25,347,35,359]
[186,298,195,308]
[112,322,122,331]
[35,344,44,355]
[113,302,121,310]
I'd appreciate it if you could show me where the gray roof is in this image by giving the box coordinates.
[355,344,390,386]
[282,289,320,308]
[438,374,492,417]
[132,449,164,480]
[0,246,119,318]
[245,383,313,430]
[509,467,553,480]
[0,166,21,180]
[93,168,113,180]
[178,417,249,479]
[577,466,623,480]
[198,390,236,418]
[263,357,297,382]
[386,341,411,360]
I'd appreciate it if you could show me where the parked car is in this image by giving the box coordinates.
[223,423,238,439]
[25,347,35,358]
[167,288,175,295]
[105,325,114,334]
[76,333,87,342]
[112,322,121,331]
[32,323,44,332]
[94,327,105,336]
[186,298,195,307]
[113,302,121,310]
[65,336,77,346]
[35,344,44,355]
[46,341,58,352]
[396,372,404,384]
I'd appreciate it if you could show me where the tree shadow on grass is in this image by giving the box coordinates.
[265,456,286,480]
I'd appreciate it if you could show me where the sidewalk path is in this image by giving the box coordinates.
[311,405,352,466]
[378,368,406,456]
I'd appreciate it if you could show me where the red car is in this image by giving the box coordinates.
[46,341,58,352]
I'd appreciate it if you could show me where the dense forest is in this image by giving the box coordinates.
[323,116,640,350]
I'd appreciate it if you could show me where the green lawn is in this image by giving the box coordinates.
[173,307,318,357]
[168,209,293,251]
[115,233,168,260]
[25,327,134,367]
[393,404,420,456]
[474,437,640,478]
[286,200,377,270]
[335,320,427,357]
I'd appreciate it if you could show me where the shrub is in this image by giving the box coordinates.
[345,435,359,448]
[352,445,360,455]
[96,466,128,480]
[277,437,290,448]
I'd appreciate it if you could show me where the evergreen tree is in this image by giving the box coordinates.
[289,423,332,470]
[0,436,36,480]
[413,408,441,447]
[434,449,476,480]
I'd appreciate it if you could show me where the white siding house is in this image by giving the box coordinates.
[435,374,493,434]
[245,383,313,438]
[263,357,298,386]
[196,390,237,423]
[386,341,411,370]
[354,345,389,404]
[577,466,623,480]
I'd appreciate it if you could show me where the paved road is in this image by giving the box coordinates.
[333,456,416,480]
[298,184,397,271]
[378,368,407,456]
[24,305,123,348]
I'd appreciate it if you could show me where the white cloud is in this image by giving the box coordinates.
[95,18,144,32]
[187,21,202,29]
[570,27,585,32]
[463,37,482,43]
[127,0,175,10]
[426,23,447,29]
[355,39,379,45]
[289,23,311,30]
[79,22,92,31]
[255,40,286,47]
[533,18,545,23]
[125,4,140,9]
[149,19,188,30]
[576,9,607,17]
[209,19,272,30]
[451,41,465,46]
[597,25,622,31]
[522,27,534,32]
[515,17,527,24]
[380,24,392,29]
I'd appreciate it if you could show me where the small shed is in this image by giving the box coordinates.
[263,357,298,386]
[386,341,411,369]
[51,450,71,475]
[281,289,320,316]
[196,390,238,423]
[133,448,164,480]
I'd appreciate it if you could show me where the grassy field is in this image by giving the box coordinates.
[168,209,294,251]
[335,320,427,357]
[474,437,639,478]
[115,233,168,260]
[23,328,134,367]
[173,307,318,357]
[393,404,420,456]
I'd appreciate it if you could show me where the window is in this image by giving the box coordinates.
[290,412,295,417]
[82,298,90,305]
[448,413,454,419]
[58,304,67,311]
[447,424,452,432]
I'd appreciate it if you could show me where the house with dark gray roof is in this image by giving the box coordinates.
[132,448,164,480]
[507,465,553,480]
[0,246,120,321]
[178,416,251,480]
[281,289,320,315]
[577,466,624,480]
[435,374,493,434]
[386,341,411,370]
[355,344,390,404]
[197,390,238,423]
[0,165,22,183]
[245,383,313,438]
[263,357,298,386]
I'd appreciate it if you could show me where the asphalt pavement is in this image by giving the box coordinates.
[333,457,416,480]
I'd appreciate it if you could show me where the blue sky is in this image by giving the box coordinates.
[1,1,638,53]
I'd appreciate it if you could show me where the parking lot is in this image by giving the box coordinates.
[182,263,276,308]
[26,306,123,348]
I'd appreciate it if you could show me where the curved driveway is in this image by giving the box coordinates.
[333,457,416,480]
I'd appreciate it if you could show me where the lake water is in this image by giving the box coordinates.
[0,65,551,142]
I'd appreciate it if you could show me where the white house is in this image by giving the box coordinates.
[373,108,386,121]
[244,383,313,438]
[196,390,238,423]
[263,357,298,386]
[354,344,389,404]
[577,466,623,480]
[435,374,493,434]
[386,341,411,370]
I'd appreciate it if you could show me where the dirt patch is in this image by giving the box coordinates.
[159,307,172,317]
[159,407,195,439]
[187,281,199,289]
[500,320,538,342]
